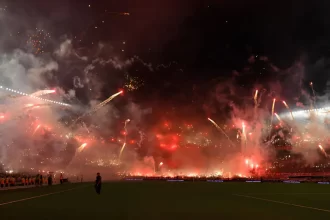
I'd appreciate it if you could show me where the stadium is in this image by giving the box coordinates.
[2,1,330,219]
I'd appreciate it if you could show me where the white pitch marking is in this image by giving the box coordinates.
[0,185,85,207]
[244,193,330,195]
[234,194,330,213]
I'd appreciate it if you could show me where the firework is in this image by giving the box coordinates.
[274,113,283,128]
[268,98,276,139]
[253,89,259,116]
[26,28,51,54]
[0,85,70,106]
[124,75,144,91]
[274,113,281,122]
[30,90,56,97]
[318,144,328,158]
[32,124,41,136]
[71,90,123,127]
[23,104,51,111]
[91,91,123,112]
[242,122,247,153]
[253,90,258,104]
[77,143,88,153]
[282,100,294,121]
[207,118,235,147]
[119,119,130,159]
[271,98,276,124]
[310,82,316,107]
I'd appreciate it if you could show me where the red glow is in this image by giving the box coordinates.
[111,138,115,142]
[130,140,136,144]
[119,89,124,95]
[50,89,56,93]
[121,131,127,135]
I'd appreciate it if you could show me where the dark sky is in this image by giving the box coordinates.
[4,0,330,119]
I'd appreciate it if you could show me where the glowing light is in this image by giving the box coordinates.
[119,119,131,159]
[0,85,71,107]
[207,118,235,147]
[254,90,258,100]
[77,143,88,153]
[318,144,328,158]
[32,124,41,136]
[274,113,281,122]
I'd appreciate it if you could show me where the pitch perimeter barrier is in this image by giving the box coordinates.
[123,177,330,184]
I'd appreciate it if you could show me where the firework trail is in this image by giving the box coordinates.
[119,119,130,159]
[253,89,259,115]
[71,91,123,127]
[32,124,41,136]
[271,98,276,125]
[282,101,294,121]
[274,113,281,122]
[318,144,328,158]
[30,90,56,97]
[0,86,70,106]
[253,90,258,105]
[310,82,316,110]
[23,104,51,111]
[91,91,123,111]
[274,113,283,128]
[207,118,235,147]
[268,98,276,139]
[77,143,87,153]
[242,122,247,153]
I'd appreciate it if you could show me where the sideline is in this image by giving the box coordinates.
[243,192,330,195]
[0,184,88,207]
[234,194,330,213]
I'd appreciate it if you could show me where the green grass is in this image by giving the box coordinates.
[1,182,330,219]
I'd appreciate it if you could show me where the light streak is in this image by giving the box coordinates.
[71,90,123,127]
[207,118,235,147]
[0,85,70,106]
[119,119,130,159]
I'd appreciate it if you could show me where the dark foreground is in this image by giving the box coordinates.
[1,182,330,219]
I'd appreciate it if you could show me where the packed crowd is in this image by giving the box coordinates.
[0,173,56,188]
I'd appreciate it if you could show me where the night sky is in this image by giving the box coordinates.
[3,0,330,122]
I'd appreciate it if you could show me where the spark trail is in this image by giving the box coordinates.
[318,145,328,158]
[77,143,87,153]
[32,124,41,136]
[119,119,130,159]
[310,82,316,110]
[71,91,123,127]
[282,101,294,121]
[207,118,235,147]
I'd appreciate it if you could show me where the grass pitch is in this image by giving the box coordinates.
[1,181,330,219]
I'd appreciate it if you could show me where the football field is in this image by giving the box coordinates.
[1,181,330,219]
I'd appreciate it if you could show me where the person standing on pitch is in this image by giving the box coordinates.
[95,173,102,194]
